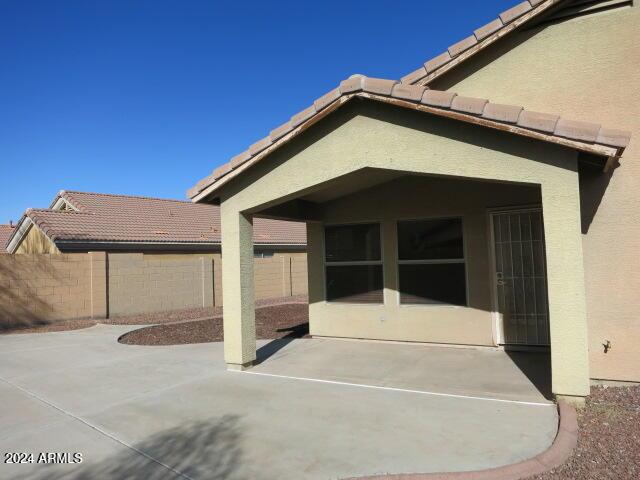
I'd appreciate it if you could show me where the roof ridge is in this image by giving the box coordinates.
[400,0,562,86]
[188,75,631,200]
[62,190,196,205]
[26,208,93,216]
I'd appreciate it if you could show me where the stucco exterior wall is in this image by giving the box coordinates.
[218,101,590,396]
[14,224,60,254]
[431,4,640,382]
[308,175,540,346]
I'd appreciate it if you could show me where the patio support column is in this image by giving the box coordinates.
[541,174,590,403]
[221,204,256,370]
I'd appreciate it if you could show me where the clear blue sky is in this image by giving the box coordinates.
[0,0,515,223]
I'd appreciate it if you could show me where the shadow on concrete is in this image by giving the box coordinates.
[506,350,553,401]
[256,322,309,364]
[22,415,242,480]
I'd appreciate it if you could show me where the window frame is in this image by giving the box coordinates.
[395,216,469,307]
[323,221,385,305]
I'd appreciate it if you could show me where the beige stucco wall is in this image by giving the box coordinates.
[218,101,590,396]
[308,175,539,346]
[431,4,640,382]
[14,224,60,254]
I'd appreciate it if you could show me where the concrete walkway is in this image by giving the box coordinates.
[0,325,558,480]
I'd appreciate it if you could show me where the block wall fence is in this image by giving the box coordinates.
[0,251,307,328]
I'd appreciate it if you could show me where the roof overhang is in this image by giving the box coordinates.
[5,215,32,254]
[190,79,628,203]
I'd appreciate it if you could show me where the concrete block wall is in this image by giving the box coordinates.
[107,253,215,317]
[0,253,95,329]
[0,251,308,326]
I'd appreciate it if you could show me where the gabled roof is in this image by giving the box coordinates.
[0,224,15,252]
[188,75,630,202]
[6,191,306,253]
[400,0,564,86]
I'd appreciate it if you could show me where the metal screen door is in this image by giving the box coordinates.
[491,208,550,346]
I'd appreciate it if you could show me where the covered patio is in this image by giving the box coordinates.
[189,77,628,403]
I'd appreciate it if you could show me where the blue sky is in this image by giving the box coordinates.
[0,0,515,223]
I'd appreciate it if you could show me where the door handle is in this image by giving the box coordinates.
[496,271,505,286]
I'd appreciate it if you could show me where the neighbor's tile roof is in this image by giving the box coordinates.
[19,191,306,246]
[188,75,630,200]
[401,0,563,85]
[0,224,15,251]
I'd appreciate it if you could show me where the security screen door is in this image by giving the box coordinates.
[491,208,550,346]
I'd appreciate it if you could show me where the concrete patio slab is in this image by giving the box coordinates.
[0,325,558,480]
[252,338,553,404]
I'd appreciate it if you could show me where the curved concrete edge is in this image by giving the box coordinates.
[347,400,578,480]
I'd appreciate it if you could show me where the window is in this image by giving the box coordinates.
[397,218,466,306]
[254,250,274,258]
[325,223,383,303]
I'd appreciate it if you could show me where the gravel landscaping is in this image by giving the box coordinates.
[528,384,640,480]
[118,303,309,346]
[104,295,307,326]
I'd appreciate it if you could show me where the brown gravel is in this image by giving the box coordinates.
[528,385,640,480]
[118,303,309,346]
[104,295,307,326]
[0,319,97,335]
[105,305,224,325]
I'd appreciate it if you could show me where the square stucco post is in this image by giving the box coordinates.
[221,204,256,370]
[541,175,590,402]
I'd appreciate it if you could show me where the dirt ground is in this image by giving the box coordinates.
[0,318,97,335]
[118,303,309,346]
[529,384,640,480]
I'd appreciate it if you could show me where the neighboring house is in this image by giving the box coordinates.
[0,223,15,252]
[188,0,638,403]
[3,190,307,318]
[6,190,306,255]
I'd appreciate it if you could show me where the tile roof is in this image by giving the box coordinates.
[0,224,15,251]
[400,0,563,86]
[189,75,630,201]
[13,191,306,247]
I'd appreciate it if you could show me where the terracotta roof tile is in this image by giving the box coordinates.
[270,121,293,142]
[474,18,505,41]
[248,136,273,156]
[421,90,457,108]
[482,103,524,123]
[499,1,533,24]
[448,35,478,57]
[451,95,488,115]
[0,224,15,251]
[425,51,452,73]
[362,77,398,96]
[290,105,317,128]
[391,83,426,102]
[339,75,364,94]
[517,110,560,133]
[554,118,601,143]
[314,87,342,112]
[596,128,631,149]
[230,150,251,169]
[21,191,306,247]
[189,76,630,199]
[400,66,428,85]
[402,1,560,86]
